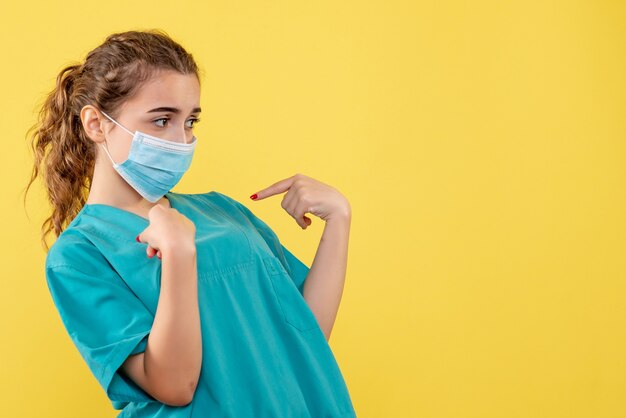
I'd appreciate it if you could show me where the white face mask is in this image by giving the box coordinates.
[99,109,197,202]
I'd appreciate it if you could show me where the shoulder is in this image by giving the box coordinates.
[174,190,247,212]
[45,225,111,275]
[44,227,128,303]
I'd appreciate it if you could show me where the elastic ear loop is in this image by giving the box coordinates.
[98,142,117,166]
[98,110,135,167]
[100,110,134,136]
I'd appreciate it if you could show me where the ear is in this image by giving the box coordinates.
[80,105,108,144]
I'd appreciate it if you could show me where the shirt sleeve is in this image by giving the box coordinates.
[212,191,311,296]
[45,236,156,407]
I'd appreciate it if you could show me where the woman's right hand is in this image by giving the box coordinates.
[136,204,196,259]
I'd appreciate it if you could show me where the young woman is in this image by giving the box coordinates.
[27,29,356,417]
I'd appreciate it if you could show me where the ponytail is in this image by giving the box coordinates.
[24,63,95,251]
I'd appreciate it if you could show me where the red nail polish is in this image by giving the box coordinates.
[136,235,140,242]
[250,194,258,200]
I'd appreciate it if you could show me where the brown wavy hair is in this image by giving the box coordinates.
[24,29,202,251]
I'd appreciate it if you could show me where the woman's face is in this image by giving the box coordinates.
[99,69,201,164]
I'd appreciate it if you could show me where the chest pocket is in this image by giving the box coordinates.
[263,256,319,332]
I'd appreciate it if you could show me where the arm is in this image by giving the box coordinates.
[246,173,353,342]
[121,244,202,406]
[302,211,351,341]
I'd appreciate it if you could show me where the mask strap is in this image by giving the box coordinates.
[100,110,134,136]
[98,110,133,166]
[98,142,117,166]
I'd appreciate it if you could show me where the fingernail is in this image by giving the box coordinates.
[136,235,140,242]
[157,254,161,259]
[250,194,258,200]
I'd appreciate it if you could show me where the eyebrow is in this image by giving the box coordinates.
[147,106,202,114]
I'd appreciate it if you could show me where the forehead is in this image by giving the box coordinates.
[126,69,201,111]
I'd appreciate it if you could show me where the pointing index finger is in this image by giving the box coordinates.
[250,175,296,200]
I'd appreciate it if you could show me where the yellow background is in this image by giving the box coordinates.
[2,1,625,417]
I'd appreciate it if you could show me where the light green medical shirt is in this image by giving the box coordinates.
[45,190,356,417]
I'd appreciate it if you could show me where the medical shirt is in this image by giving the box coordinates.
[45,190,357,417]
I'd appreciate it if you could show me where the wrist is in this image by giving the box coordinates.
[161,239,196,257]
[328,207,351,224]
[326,213,351,229]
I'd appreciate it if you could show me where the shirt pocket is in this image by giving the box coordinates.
[263,255,319,332]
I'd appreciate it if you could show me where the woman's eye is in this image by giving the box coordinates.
[186,118,201,128]
[154,118,168,128]
[153,117,200,128]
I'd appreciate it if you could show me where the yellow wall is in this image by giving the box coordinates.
[2,1,625,417]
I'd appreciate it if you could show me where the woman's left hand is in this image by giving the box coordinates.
[249,173,351,229]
